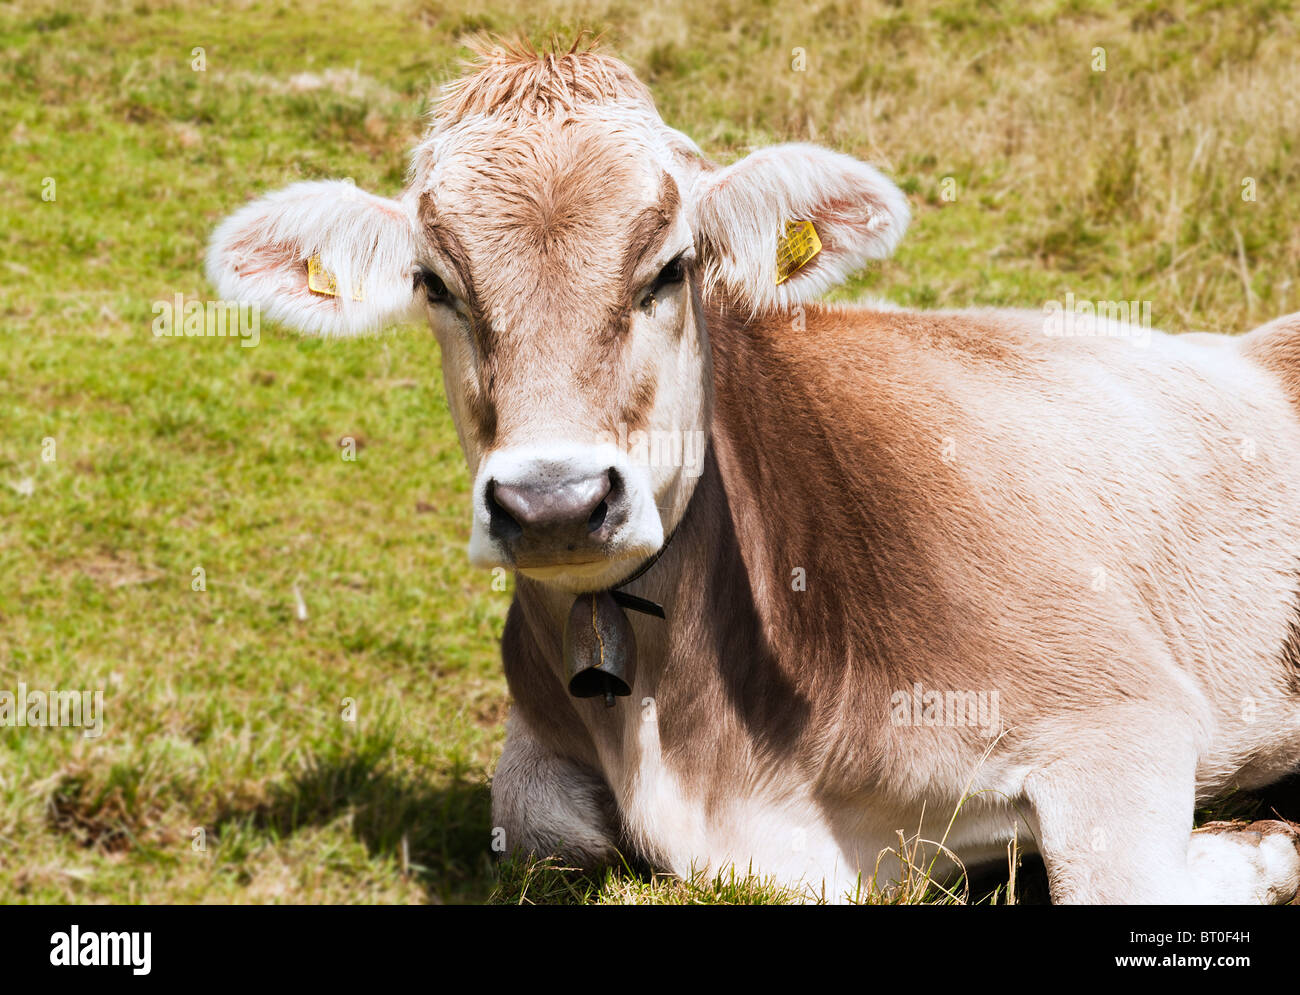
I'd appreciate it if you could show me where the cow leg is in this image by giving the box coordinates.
[1025,722,1207,903]
[490,713,622,871]
[1026,725,1300,903]
[1186,820,1300,904]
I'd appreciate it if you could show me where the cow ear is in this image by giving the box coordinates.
[690,143,909,311]
[206,180,422,337]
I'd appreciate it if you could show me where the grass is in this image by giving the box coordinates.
[1,0,1298,903]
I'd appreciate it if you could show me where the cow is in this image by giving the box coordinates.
[207,39,1300,903]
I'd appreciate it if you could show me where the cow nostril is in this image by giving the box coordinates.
[489,468,617,544]
[604,468,624,511]
[486,480,524,542]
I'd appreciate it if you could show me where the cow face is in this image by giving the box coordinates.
[206,44,908,592]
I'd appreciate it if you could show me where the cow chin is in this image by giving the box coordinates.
[468,526,666,595]
[465,441,667,594]
[513,553,659,593]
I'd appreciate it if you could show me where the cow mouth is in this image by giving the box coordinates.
[514,551,605,568]
[514,550,644,580]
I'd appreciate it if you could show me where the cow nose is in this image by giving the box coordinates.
[488,470,617,548]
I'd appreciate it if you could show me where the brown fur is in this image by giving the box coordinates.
[434,36,655,125]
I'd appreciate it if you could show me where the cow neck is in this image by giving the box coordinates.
[701,299,865,667]
[701,298,944,702]
[604,522,680,617]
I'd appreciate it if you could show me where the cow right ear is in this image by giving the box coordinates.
[206,180,423,338]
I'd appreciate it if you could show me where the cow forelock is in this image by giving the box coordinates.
[431,38,658,127]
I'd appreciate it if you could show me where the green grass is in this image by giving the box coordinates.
[2,0,1297,903]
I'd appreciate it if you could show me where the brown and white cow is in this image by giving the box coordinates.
[207,41,1300,903]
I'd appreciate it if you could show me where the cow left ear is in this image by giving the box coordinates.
[690,143,909,311]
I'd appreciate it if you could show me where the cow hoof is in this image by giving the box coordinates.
[1189,819,1300,904]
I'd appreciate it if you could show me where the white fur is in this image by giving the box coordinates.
[206,180,421,337]
[691,143,910,311]
[470,442,665,592]
[515,694,1033,903]
[1188,827,1300,904]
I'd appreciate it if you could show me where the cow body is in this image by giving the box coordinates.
[495,303,1300,901]
[207,41,1300,902]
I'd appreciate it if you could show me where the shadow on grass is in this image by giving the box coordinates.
[207,725,1300,906]
[212,725,498,903]
[1239,770,1300,824]
[490,855,622,905]
[965,855,1050,905]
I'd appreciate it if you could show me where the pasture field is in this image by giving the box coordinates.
[1,0,1298,904]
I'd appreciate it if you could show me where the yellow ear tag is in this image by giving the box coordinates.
[306,253,338,296]
[774,220,822,285]
[306,254,364,302]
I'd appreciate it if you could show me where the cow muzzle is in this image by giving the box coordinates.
[467,443,665,587]
[488,469,621,562]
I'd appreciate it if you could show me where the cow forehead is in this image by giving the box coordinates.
[416,120,680,320]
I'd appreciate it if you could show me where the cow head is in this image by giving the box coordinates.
[207,40,908,593]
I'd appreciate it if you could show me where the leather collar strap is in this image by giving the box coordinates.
[605,524,679,619]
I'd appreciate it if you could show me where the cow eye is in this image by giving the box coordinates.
[639,255,687,313]
[417,267,452,306]
[656,256,685,288]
